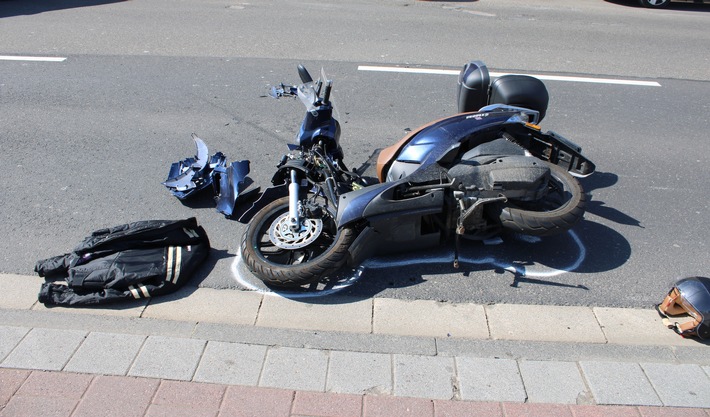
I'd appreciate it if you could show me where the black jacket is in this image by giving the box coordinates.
[35,218,210,306]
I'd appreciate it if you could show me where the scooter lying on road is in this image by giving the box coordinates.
[234,61,595,288]
[164,61,596,288]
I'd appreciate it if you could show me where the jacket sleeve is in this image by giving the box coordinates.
[38,282,135,306]
[34,254,73,279]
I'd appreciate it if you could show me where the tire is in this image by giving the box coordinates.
[240,196,356,288]
[490,162,586,236]
[638,0,671,8]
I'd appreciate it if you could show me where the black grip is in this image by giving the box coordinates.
[323,81,332,104]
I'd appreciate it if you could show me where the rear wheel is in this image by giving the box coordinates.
[240,196,355,288]
[490,162,586,236]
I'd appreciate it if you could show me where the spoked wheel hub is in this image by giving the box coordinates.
[268,212,323,250]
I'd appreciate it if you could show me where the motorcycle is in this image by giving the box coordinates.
[238,61,596,288]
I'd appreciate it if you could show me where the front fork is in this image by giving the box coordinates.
[288,169,301,232]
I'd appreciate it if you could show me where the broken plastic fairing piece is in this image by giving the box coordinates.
[163,135,225,200]
[214,160,252,217]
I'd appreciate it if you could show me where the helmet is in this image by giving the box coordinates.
[657,276,710,339]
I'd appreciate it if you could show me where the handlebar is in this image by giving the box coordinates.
[322,80,332,105]
[269,84,297,98]
[269,65,313,98]
[269,65,333,109]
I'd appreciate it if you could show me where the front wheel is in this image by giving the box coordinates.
[240,196,355,288]
[489,162,586,236]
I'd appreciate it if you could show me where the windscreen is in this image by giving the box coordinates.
[297,82,317,112]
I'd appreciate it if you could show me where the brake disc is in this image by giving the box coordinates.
[269,212,324,250]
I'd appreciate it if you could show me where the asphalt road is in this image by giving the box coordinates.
[1,0,708,308]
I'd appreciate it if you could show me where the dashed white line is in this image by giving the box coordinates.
[0,55,67,62]
[358,65,661,87]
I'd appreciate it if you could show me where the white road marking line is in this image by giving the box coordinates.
[359,66,458,76]
[0,55,67,62]
[358,65,661,87]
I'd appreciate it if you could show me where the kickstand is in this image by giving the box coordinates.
[453,233,460,269]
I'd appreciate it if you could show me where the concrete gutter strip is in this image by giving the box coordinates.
[0,274,706,362]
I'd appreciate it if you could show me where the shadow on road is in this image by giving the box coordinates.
[248,218,632,304]
[580,171,643,228]
[228,173,636,302]
[0,0,127,18]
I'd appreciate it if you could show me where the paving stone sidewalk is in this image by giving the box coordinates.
[1,273,709,414]
[2,369,710,417]
[2,319,710,409]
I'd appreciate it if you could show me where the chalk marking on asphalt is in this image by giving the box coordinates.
[231,230,587,298]
[231,252,360,298]
[0,55,67,62]
[359,229,586,279]
[358,65,662,87]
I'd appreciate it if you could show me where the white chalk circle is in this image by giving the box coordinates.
[231,230,587,298]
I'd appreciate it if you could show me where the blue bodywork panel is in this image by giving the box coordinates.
[214,160,251,217]
[163,135,252,218]
[163,135,226,200]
